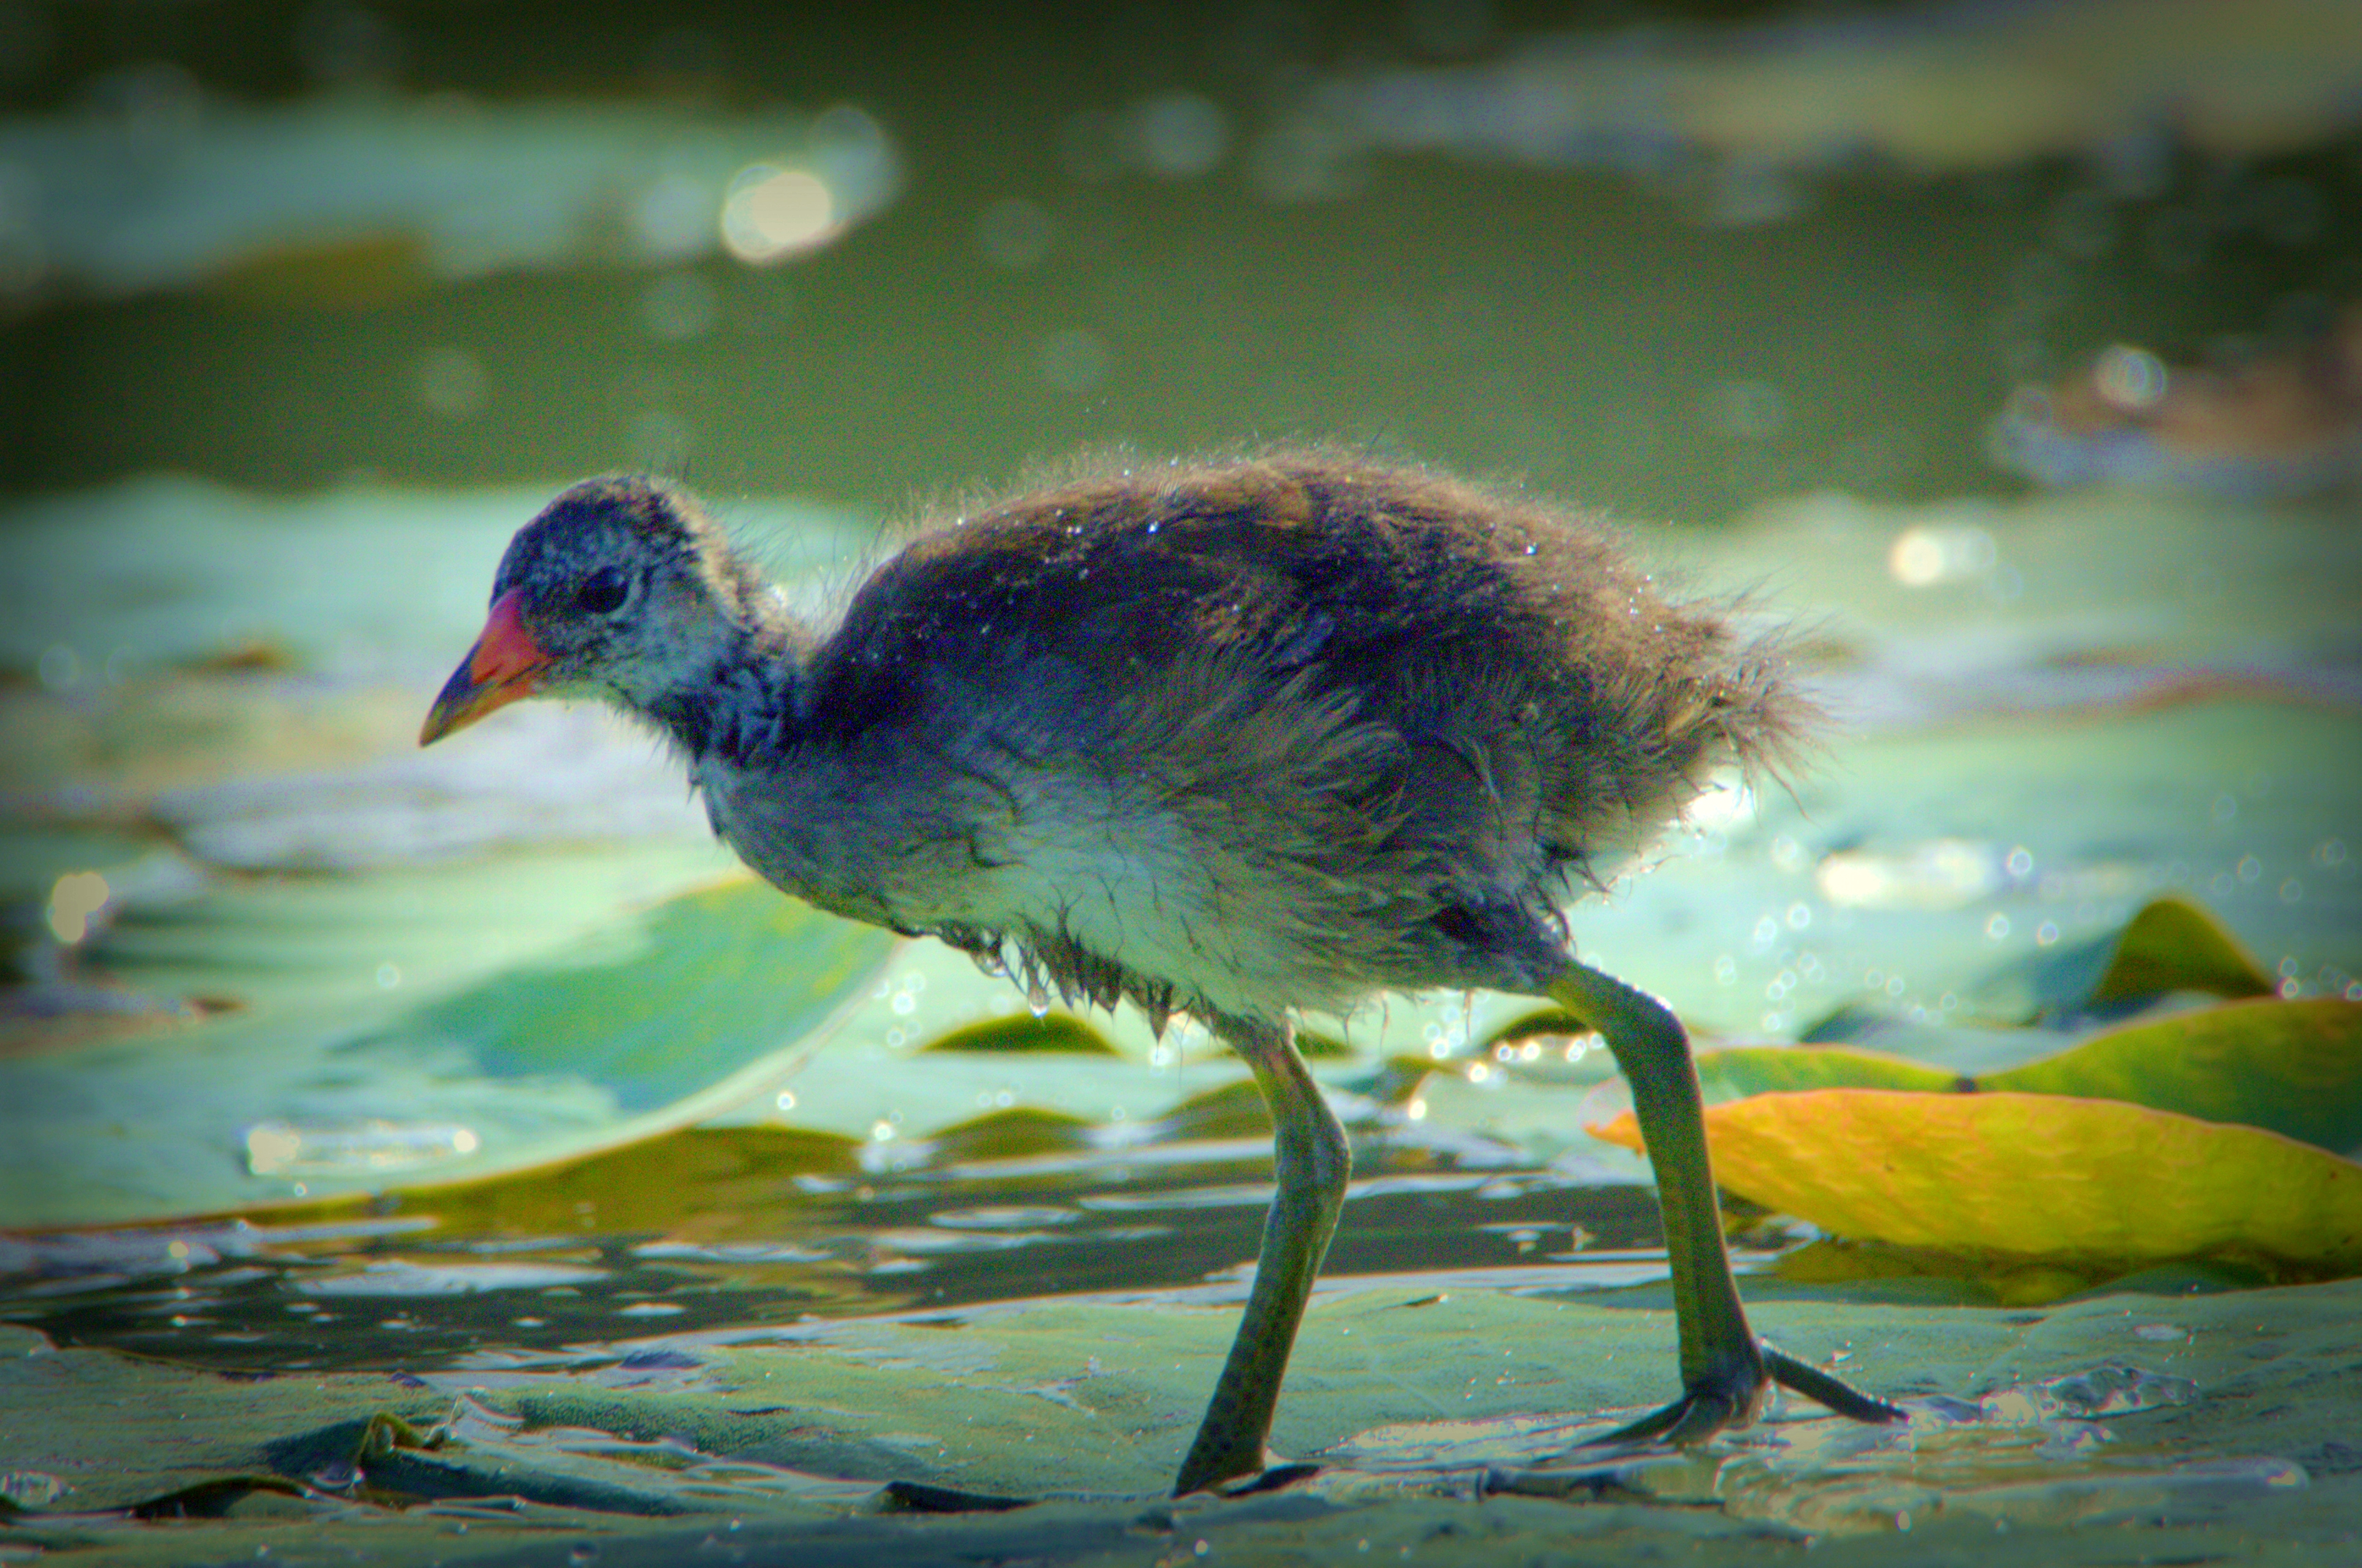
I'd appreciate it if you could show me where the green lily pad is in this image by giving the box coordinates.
[1694,1044,1963,1101]
[1995,894,2278,1020]
[2085,896,2277,1007]
[1982,997,2362,1154]
[1691,998,2361,1154]
[3,869,896,1228]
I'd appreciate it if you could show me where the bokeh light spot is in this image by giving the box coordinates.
[720,166,838,264]
[1888,524,1997,587]
[47,871,111,945]
[2093,344,2168,412]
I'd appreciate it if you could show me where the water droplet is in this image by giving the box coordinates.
[1026,981,1051,1018]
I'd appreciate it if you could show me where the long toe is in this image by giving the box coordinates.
[1763,1344,1910,1424]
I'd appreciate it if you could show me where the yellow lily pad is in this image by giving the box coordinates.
[1590,1088,2362,1274]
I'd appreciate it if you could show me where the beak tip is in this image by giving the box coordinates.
[422,592,550,747]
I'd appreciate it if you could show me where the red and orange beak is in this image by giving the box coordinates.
[419,589,553,745]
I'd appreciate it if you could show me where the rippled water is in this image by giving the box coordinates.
[0,1135,1671,1377]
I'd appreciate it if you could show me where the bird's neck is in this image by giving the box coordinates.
[629,585,815,769]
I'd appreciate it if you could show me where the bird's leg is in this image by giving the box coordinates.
[1172,1013,1351,1496]
[1542,960,1905,1444]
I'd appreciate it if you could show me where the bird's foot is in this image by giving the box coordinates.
[1482,1342,1907,1499]
[1207,1460,1323,1498]
[1172,1443,1321,1499]
[1580,1341,1906,1452]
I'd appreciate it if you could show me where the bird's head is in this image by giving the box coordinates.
[420,475,769,745]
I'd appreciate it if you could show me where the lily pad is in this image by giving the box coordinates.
[1683,997,2361,1150]
[1694,1044,1962,1101]
[1992,894,2279,1021]
[1590,1089,2362,1274]
[2086,896,2278,1007]
[3,871,896,1228]
[1984,998,2362,1154]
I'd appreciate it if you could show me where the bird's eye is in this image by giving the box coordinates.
[574,566,630,615]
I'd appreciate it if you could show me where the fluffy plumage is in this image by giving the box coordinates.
[469,452,1809,1028]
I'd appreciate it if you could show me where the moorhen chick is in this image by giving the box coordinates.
[421,451,1901,1495]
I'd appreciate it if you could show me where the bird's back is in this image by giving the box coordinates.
[720,452,1809,1022]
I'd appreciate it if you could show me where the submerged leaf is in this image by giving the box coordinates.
[1293,1027,1358,1060]
[1983,998,2362,1154]
[1150,1078,1272,1140]
[925,1105,1097,1162]
[1590,1089,2362,1274]
[1474,1007,1595,1053]
[354,1125,863,1239]
[921,1013,1122,1055]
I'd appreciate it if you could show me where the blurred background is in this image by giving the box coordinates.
[1,0,2359,1466]
[4,0,2359,515]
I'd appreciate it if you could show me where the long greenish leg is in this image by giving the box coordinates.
[1547,961,1758,1435]
[1172,1014,1351,1496]
[1544,960,1903,1442]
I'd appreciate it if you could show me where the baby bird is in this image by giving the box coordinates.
[421,451,1900,1495]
